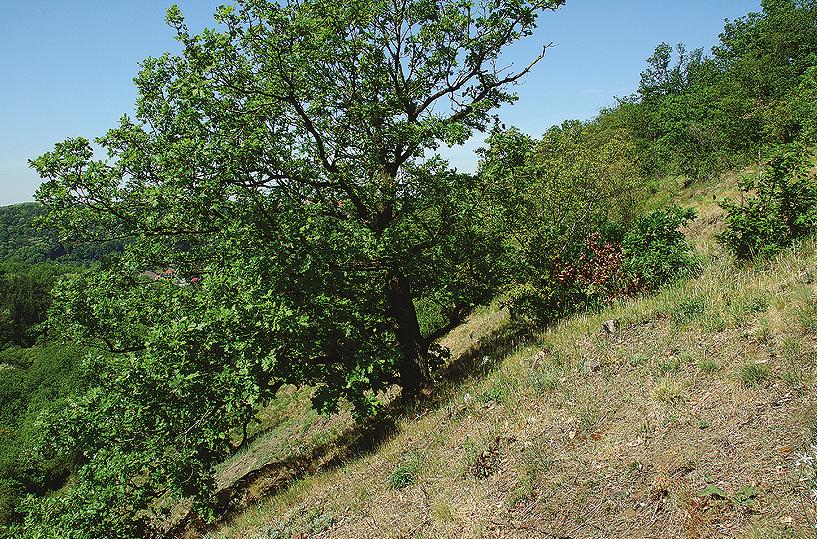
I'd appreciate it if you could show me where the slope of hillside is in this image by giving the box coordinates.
[194,176,817,538]
[0,203,122,264]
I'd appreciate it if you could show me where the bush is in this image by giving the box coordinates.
[504,205,697,326]
[720,146,817,259]
[501,282,578,327]
[622,204,698,288]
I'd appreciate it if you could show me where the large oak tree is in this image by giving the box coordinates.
[25,0,563,534]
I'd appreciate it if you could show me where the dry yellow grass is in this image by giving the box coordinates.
[199,174,817,539]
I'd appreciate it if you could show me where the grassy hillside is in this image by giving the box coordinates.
[193,174,817,539]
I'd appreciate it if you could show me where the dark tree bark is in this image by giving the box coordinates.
[387,272,429,393]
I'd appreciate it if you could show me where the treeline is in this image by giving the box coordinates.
[474,0,817,323]
[595,0,815,182]
[0,203,123,264]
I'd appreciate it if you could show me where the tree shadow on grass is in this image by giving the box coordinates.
[167,319,535,538]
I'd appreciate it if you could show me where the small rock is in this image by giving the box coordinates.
[585,359,602,373]
[602,319,619,334]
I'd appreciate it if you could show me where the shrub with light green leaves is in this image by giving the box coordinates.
[720,146,817,259]
[622,204,698,289]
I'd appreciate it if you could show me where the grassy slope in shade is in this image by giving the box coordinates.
[199,172,817,539]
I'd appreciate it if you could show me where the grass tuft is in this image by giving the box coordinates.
[388,452,421,490]
[738,362,770,387]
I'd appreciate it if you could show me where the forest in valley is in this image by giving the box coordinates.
[2,0,817,537]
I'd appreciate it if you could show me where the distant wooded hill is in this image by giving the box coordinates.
[0,203,121,264]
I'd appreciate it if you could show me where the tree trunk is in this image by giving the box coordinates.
[388,272,428,394]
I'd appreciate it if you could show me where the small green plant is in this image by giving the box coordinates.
[698,483,758,508]
[653,375,687,404]
[733,485,758,508]
[793,286,817,334]
[699,483,728,500]
[782,368,807,390]
[389,453,421,490]
[510,441,553,506]
[670,297,706,324]
[636,417,655,439]
[578,405,601,433]
[657,356,682,375]
[528,366,560,394]
[430,500,455,523]
[752,317,775,343]
[459,437,480,477]
[698,357,719,372]
[739,362,770,387]
[478,379,510,404]
[740,295,770,315]
[627,352,650,368]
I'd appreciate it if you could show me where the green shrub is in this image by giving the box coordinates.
[622,204,698,289]
[503,205,697,326]
[501,282,579,327]
[720,146,817,259]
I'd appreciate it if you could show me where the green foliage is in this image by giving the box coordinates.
[388,454,420,490]
[739,362,770,386]
[0,203,121,264]
[0,262,75,349]
[720,146,817,258]
[0,262,87,529]
[0,204,62,264]
[481,120,648,325]
[501,282,574,327]
[0,344,86,529]
[669,297,707,324]
[24,0,566,533]
[698,358,720,372]
[768,66,817,143]
[597,0,817,182]
[11,0,816,534]
[622,205,698,289]
[501,202,697,326]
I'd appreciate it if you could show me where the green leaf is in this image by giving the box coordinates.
[698,484,728,499]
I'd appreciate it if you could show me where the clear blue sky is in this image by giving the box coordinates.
[0,0,761,206]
